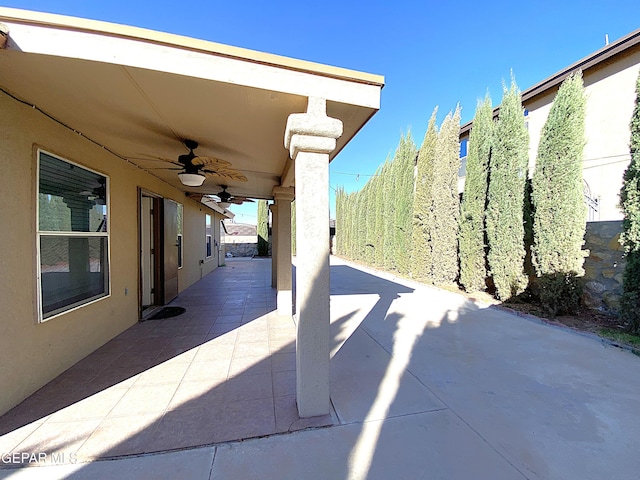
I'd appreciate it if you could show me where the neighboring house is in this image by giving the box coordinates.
[0,8,383,417]
[222,221,259,257]
[459,29,640,221]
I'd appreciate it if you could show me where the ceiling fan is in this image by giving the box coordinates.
[145,140,248,187]
[215,185,255,206]
[79,178,107,205]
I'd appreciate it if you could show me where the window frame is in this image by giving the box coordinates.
[205,213,212,259]
[36,149,111,322]
[177,202,184,269]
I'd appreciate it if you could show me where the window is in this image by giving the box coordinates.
[177,203,183,269]
[205,214,212,258]
[37,151,109,320]
[459,138,468,159]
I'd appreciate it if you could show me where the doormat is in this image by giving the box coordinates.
[148,306,186,320]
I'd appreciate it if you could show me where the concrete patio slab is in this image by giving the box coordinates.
[2,256,640,479]
[211,410,523,480]
[0,447,216,480]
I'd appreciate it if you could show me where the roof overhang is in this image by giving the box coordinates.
[0,7,384,201]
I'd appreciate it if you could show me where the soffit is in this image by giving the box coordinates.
[0,8,383,200]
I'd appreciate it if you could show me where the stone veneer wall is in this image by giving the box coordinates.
[583,220,625,313]
[224,242,258,258]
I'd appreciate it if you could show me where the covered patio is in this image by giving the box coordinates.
[0,258,333,461]
[0,7,383,419]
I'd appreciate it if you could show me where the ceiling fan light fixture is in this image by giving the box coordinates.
[218,201,231,209]
[178,172,205,187]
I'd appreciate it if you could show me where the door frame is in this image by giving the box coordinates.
[138,188,163,319]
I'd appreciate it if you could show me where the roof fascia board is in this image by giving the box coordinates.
[0,7,384,89]
[460,28,640,136]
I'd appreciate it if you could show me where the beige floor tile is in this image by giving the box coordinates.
[228,354,271,377]
[224,373,272,401]
[182,360,230,383]
[135,361,190,386]
[234,342,270,358]
[13,419,102,461]
[76,413,162,460]
[109,384,178,417]
[273,370,296,397]
[271,352,296,372]
[0,422,43,453]
[144,407,218,452]
[211,397,275,443]
[168,377,228,409]
[155,346,199,364]
[47,388,128,422]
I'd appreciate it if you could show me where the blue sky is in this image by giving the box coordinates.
[4,1,638,223]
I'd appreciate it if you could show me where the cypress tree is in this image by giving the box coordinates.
[431,106,462,285]
[486,78,529,300]
[257,200,269,256]
[373,166,385,266]
[394,133,417,275]
[460,96,493,292]
[619,70,640,333]
[411,108,438,282]
[532,72,587,276]
[382,156,396,270]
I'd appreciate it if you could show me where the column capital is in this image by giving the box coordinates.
[284,97,343,160]
[269,203,278,213]
[272,186,295,202]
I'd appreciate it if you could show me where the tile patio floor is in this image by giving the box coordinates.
[0,258,332,463]
[2,256,640,478]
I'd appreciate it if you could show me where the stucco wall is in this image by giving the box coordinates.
[0,92,222,415]
[525,49,640,221]
[459,48,639,221]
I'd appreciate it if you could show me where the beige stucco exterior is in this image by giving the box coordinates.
[0,92,225,415]
[525,48,639,220]
[459,32,640,221]
[0,8,383,418]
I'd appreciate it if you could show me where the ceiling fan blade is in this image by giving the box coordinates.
[203,170,248,182]
[129,154,183,166]
[191,156,232,167]
[144,167,184,171]
[185,192,204,202]
[232,196,254,203]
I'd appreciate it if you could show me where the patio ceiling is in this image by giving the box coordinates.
[0,8,384,201]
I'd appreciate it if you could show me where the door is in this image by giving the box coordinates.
[140,196,155,307]
[163,198,179,303]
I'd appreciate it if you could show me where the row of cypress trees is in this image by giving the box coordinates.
[336,106,462,282]
[336,73,590,310]
[336,134,417,275]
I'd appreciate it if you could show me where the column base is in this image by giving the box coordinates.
[277,290,292,316]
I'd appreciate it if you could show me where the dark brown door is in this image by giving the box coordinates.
[163,199,179,303]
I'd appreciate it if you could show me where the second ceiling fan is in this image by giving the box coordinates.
[215,185,254,206]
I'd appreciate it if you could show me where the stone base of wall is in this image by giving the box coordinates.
[223,236,272,258]
[224,243,257,258]
[583,221,625,313]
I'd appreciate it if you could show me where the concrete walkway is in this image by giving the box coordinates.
[2,256,640,479]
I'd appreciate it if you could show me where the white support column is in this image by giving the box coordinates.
[273,186,294,316]
[284,97,343,417]
[269,203,278,289]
